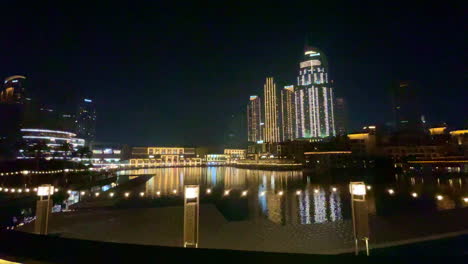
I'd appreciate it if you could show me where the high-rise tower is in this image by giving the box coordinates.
[247,95,263,142]
[392,81,423,132]
[264,77,280,143]
[334,97,348,136]
[281,85,296,141]
[76,98,96,145]
[295,46,335,138]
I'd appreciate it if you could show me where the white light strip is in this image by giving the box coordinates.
[329,87,335,136]
[23,136,85,143]
[21,128,77,137]
[323,87,329,136]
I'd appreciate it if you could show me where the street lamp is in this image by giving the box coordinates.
[349,182,370,256]
[35,184,53,235]
[184,185,199,248]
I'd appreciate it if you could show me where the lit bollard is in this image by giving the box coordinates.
[184,185,199,248]
[35,184,53,235]
[349,181,370,256]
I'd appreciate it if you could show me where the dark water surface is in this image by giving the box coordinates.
[115,167,468,224]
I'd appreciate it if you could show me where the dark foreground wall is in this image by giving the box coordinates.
[0,230,329,263]
[0,230,465,263]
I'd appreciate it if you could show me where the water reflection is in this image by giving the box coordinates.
[329,191,342,222]
[116,167,468,225]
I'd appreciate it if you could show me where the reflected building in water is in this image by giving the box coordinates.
[133,167,356,225]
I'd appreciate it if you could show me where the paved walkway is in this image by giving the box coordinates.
[19,205,468,254]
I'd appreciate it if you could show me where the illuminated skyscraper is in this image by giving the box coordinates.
[264,77,280,143]
[76,98,96,145]
[281,85,296,141]
[295,46,335,138]
[247,95,263,142]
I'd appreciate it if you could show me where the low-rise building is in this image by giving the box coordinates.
[129,146,201,167]
[91,144,124,164]
[224,149,246,160]
[206,154,229,165]
[450,130,468,147]
[18,128,85,160]
[304,151,353,169]
[347,126,377,156]
[383,145,447,160]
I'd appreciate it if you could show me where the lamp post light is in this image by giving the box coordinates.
[184,185,199,248]
[35,184,53,235]
[349,181,370,256]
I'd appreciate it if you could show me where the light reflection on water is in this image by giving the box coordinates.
[117,167,468,225]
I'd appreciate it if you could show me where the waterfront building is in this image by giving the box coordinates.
[450,130,468,147]
[429,126,447,135]
[206,154,229,165]
[247,142,269,157]
[18,128,85,159]
[334,97,348,136]
[281,85,296,142]
[91,143,124,164]
[76,98,96,145]
[263,77,280,143]
[129,147,201,167]
[295,46,335,139]
[247,95,263,143]
[224,149,246,159]
[383,145,447,160]
[347,126,377,156]
[304,151,352,169]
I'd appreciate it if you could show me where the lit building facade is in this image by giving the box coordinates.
[224,149,246,159]
[130,147,201,167]
[347,126,377,156]
[247,95,263,143]
[450,130,468,147]
[0,75,26,104]
[18,128,85,159]
[264,77,280,143]
[76,98,96,145]
[281,85,296,142]
[383,145,446,160]
[206,154,229,165]
[295,47,335,139]
[91,144,123,164]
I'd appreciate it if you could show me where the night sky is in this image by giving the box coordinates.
[1,2,465,147]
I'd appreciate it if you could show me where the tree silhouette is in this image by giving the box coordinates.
[27,141,50,160]
[76,146,92,159]
[59,142,74,157]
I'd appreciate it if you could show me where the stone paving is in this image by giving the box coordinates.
[19,205,468,254]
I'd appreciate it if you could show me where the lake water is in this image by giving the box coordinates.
[114,167,467,223]
[12,167,468,253]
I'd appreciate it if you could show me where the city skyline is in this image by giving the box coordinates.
[0,2,465,146]
[0,2,466,260]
